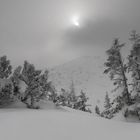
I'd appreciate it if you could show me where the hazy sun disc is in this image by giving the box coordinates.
[72,16,80,27]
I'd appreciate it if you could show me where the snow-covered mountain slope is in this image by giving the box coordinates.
[49,56,114,110]
[0,103,139,140]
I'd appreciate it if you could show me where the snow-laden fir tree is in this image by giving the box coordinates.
[69,80,76,98]
[0,56,14,106]
[0,83,14,106]
[128,31,140,98]
[10,66,22,98]
[0,55,12,79]
[95,105,100,115]
[124,31,140,119]
[72,90,91,113]
[53,88,66,106]
[38,70,53,100]
[19,61,54,109]
[104,39,130,105]
[104,92,111,110]
[99,93,114,119]
[17,61,48,109]
[20,61,41,108]
[67,80,77,108]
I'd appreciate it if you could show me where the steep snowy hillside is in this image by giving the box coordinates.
[0,103,139,140]
[49,56,114,110]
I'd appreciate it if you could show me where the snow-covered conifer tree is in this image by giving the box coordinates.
[128,31,140,98]
[104,93,111,110]
[19,61,42,108]
[104,39,130,105]
[95,105,100,115]
[0,55,12,79]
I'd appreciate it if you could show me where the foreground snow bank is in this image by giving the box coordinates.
[0,103,139,140]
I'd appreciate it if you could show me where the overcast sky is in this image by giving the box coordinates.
[0,0,140,69]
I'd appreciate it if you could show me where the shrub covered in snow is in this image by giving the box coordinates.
[0,56,14,106]
[0,55,12,79]
[0,83,14,106]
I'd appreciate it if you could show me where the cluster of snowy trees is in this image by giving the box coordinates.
[0,56,91,113]
[53,87,91,113]
[95,31,140,119]
[0,57,53,108]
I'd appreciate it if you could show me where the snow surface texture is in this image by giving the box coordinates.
[49,56,114,111]
[0,101,139,140]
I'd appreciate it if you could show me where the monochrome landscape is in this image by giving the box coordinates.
[0,0,140,140]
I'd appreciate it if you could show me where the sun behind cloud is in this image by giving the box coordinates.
[71,16,80,27]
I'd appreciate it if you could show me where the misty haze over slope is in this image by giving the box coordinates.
[49,55,114,108]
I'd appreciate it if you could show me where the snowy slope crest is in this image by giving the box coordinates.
[49,55,114,109]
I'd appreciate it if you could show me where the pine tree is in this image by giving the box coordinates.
[0,56,14,106]
[128,31,140,98]
[95,105,100,115]
[104,93,111,110]
[54,88,70,106]
[74,90,91,112]
[0,83,14,106]
[124,31,140,119]
[68,80,77,108]
[69,80,76,97]
[38,70,52,99]
[48,85,57,102]
[10,66,22,97]
[0,55,12,79]
[104,39,130,105]
[19,61,42,108]
[18,62,54,109]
